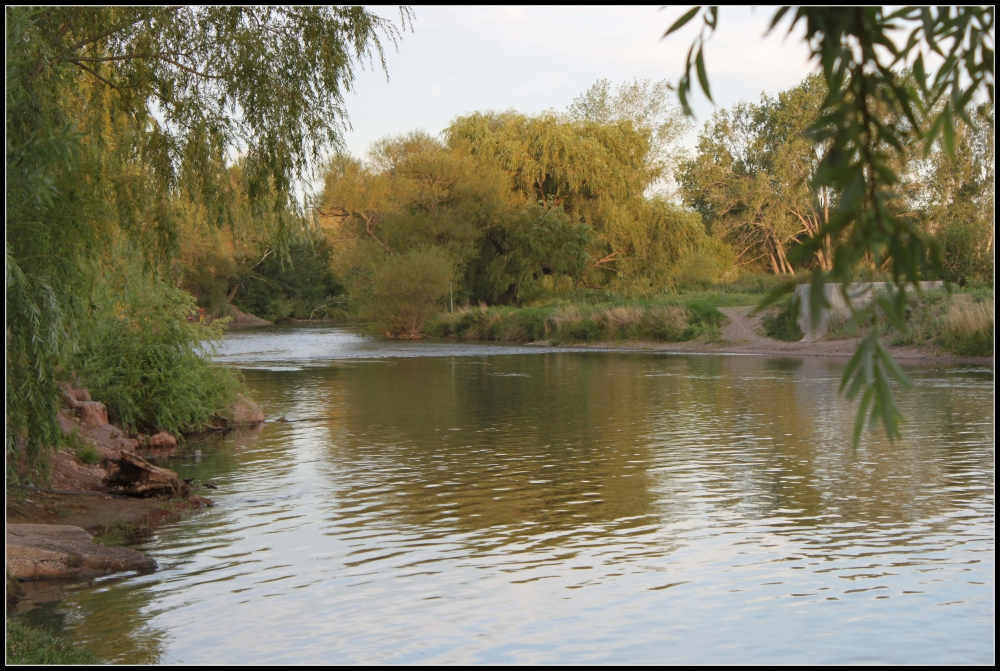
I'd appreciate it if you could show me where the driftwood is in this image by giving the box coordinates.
[107,452,189,499]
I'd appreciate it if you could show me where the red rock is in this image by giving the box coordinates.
[48,450,108,492]
[148,432,177,449]
[6,524,156,580]
[56,411,77,436]
[226,395,265,426]
[83,423,137,463]
[79,401,109,427]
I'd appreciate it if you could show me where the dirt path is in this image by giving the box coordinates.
[560,305,993,365]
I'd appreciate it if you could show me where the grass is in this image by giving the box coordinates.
[826,288,994,356]
[74,444,101,465]
[426,297,726,344]
[5,618,98,665]
[939,298,994,356]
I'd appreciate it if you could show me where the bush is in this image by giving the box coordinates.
[763,298,804,341]
[354,248,456,338]
[74,260,245,435]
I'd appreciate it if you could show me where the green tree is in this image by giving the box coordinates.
[913,104,995,286]
[472,202,592,303]
[6,7,411,475]
[568,78,691,195]
[665,6,994,441]
[681,75,834,275]
[447,110,714,292]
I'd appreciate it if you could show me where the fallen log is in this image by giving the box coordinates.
[106,452,189,499]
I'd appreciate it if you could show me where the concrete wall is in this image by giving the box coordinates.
[793,281,944,341]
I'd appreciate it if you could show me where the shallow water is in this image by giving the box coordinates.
[27,326,995,663]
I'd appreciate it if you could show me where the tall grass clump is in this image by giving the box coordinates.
[939,299,994,356]
[830,289,993,357]
[74,259,245,436]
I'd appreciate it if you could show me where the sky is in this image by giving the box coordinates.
[336,6,819,160]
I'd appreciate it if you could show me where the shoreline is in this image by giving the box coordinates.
[489,305,993,366]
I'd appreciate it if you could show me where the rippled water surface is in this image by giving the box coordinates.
[34,326,995,663]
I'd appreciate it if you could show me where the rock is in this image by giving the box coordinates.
[79,401,109,427]
[107,451,187,498]
[59,390,82,410]
[83,423,138,463]
[56,411,77,436]
[224,395,265,426]
[58,383,91,407]
[147,432,177,449]
[6,524,157,580]
[48,450,108,492]
[227,306,273,327]
[187,494,215,507]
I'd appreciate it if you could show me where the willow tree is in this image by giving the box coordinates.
[568,78,692,196]
[447,111,710,291]
[6,7,411,474]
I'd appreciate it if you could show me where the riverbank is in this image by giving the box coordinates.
[5,385,266,615]
[547,306,994,365]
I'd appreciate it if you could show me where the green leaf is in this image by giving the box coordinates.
[755,278,797,313]
[695,46,713,103]
[766,6,791,34]
[853,386,874,446]
[876,340,911,388]
[663,7,702,38]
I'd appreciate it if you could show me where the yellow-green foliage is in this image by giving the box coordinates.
[834,290,994,357]
[74,256,245,435]
[447,111,722,293]
[353,248,457,338]
[427,299,723,344]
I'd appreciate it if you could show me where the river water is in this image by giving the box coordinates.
[25,326,995,663]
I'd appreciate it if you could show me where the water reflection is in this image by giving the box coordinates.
[44,328,994,663]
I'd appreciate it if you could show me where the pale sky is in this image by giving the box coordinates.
[337,6,819,160]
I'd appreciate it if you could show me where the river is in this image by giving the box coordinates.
[21,326,995,663]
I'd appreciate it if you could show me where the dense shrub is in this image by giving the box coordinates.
[762,298,805,341]
[354,248,456,338]
[74,261,245,435]
[233,238,344,322]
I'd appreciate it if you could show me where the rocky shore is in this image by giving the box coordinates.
[6,384,264,606]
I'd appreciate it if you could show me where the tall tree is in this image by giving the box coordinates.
[568,78,691,195]
[6,7,411,474]
[448,110,699,291]
[681,75,834,275]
